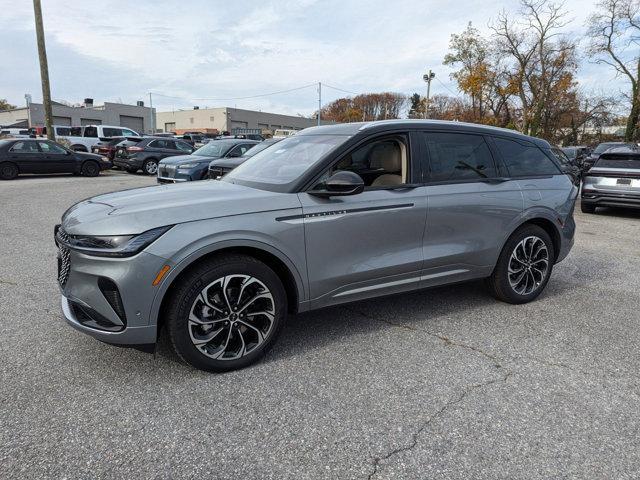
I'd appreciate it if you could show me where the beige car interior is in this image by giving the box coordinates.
[370,140,407,186]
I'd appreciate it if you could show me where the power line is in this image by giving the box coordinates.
[434,76,459,96]
[193,83,317,101]
[322,83,358,95]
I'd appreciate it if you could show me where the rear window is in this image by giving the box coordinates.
[595,155,640,169]
[494,137,561,176]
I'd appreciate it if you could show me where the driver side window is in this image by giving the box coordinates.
[316,136,409,190]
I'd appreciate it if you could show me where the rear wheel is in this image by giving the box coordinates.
[142,159,158,175]
[0,162,18,180]
[81,161,100,177]
[580,202,596,214]
[487,225,554,304]
[166,254,287,372]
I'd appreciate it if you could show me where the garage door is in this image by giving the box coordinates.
[52,116,72,126]
[81,118,101,126]
[231,121,248,131]
[120,115,144,133]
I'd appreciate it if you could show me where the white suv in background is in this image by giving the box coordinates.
[41,125,141,152]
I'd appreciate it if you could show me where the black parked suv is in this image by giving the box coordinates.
[209,137,281,179]
[157,139,258,183]
[113,137,194,175]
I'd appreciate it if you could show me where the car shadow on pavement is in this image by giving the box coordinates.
[592,207,640,219]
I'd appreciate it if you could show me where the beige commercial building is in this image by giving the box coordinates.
[156,107,328,135]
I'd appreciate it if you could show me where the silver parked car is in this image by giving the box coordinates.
[581,147,640,213]
[55,120,578,372]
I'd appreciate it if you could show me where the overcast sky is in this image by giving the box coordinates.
[0,0,628,116]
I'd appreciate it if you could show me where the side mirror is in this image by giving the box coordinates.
[309,171,365,198]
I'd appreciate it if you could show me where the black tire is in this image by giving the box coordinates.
[0,162,18,180]
[81,161,100,177]
[166,254,287,372]
[142,159,158,175]
[487,224,555,304]
[125,167,137,174]
[580,202,596,214]
[72,145,87,152]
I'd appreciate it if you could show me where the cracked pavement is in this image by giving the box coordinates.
[1,172,640,479]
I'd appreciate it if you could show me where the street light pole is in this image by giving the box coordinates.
[422,70,435,119]
[317,82,322,126]
[33,0,55,141]
[148,92,154,134]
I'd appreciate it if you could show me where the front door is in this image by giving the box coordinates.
[298,133,427,307]
[417,131,524,286]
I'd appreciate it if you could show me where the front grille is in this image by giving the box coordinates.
[56,227,71,287]
[209,167,230,179]
[159,165,176,179]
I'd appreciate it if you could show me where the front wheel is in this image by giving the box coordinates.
[166,254,287,372]
[487,225,554,304]
[142,159,158,175]
[81,161,100,177]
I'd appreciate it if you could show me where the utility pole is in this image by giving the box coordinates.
[148,92,154,134]
[317,82,322,126]
[422,70,435,119]
[33,0,55,141]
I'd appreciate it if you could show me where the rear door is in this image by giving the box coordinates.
[298,132,428,306]
[7,140,42,173]
[418,131,523,285]
[147,139,177,159]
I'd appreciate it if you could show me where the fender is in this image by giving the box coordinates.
[146,237,308,327]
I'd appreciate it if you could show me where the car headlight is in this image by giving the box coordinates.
[61,225,172,257]
[100,156,110,162]
[177,163,199,169]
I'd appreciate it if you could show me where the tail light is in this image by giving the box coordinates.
[127,146,143,152]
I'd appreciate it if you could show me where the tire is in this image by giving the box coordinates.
[72,145,87,152]
[580,202,596,214]
[125,167,137,174]
[142,159,158,175]
[81,161,100,177]
[166,254,287,372]
[487,224,555,304]
[0,162,18,180]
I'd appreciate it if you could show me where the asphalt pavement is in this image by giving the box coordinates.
[1,171,639,479]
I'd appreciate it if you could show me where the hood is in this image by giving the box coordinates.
[160,154,219,165]
[209,157,247,169]
[75,151,102,160]
[62,180,301,236]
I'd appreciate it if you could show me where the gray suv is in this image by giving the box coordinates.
[55,120,577,372]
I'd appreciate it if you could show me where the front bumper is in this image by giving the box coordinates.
[113,156,142,169]
[57,246,169,345]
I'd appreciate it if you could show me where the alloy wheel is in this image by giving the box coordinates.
[144,161,158,175]
[188,274,275,360]
[507,235,550,295]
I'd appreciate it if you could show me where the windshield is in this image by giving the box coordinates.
[243,139,281,158]
[193,141,235,157]
[594,143,621,154]
[224,134,348,189]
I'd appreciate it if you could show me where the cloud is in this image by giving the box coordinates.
[0,0,630,116]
